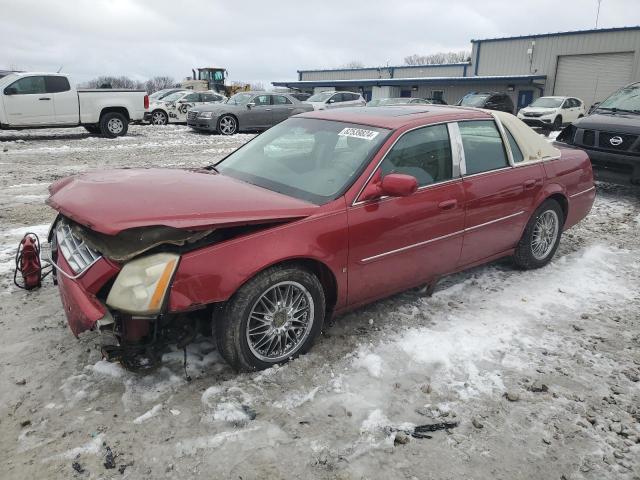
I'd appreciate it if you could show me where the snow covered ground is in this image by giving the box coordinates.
[0,125,639,479]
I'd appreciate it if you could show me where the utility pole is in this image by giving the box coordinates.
[595,0,602,28]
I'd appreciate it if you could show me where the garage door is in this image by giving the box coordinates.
[554,52,634,108]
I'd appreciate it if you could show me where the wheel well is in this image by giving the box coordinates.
[255,258,338,315]
[547,193,568,224]
[100,107,130,122]
[219,113,238,126]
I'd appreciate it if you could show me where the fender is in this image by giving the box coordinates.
[167,204,349,313]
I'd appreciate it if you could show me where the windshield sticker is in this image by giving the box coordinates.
[338,128,379,141]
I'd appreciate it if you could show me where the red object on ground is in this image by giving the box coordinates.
[18,234,42,290]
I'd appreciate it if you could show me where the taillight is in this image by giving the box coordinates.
[144,95,149,110]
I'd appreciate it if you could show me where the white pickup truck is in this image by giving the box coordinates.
[0,72,148,137]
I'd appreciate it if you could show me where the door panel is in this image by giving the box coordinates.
[457,119,544,266]
[348,180,465,306]
[271,95,294,123]
[2,76,53,125]
[460,164,544,266]
[245,94,273,128]
[46,76,77,124]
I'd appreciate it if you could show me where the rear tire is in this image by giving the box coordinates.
[215,265,325,371]
[150,110,168,126]
[513,199,564,270]
[100,112,128,138]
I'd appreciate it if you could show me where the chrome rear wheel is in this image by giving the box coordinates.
[531,210,559,260]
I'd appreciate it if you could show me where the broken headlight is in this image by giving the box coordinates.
[106,253,179,315]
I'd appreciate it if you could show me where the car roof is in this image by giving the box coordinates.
[298,105,492,129]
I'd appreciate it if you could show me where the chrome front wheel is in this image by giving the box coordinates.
[246,281,314,362]
[218,115,237,135]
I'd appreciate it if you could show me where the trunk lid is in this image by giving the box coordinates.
[47,168,318,235]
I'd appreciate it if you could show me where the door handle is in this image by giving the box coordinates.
[39,97,51,101]
[438,199,457,210]
[523,179,537,190]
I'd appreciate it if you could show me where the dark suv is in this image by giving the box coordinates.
[557,82,640,185]
[456,92,514,114]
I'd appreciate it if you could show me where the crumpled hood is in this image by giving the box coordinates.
[47,168,318,235]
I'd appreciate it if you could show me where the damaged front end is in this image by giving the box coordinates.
[48,216,220,372]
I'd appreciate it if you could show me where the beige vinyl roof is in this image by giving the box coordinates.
[488,109,561,162]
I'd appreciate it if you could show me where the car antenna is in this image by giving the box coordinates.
[56,65,63,73]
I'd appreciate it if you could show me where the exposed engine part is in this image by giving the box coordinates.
[14,233,52,290]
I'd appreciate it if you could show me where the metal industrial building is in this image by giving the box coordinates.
[272,26,640,110]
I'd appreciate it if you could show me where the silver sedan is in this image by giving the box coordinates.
[187,92,314,135]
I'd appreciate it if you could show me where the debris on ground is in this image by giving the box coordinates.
[71,461,85,474]
[103,445,116,469]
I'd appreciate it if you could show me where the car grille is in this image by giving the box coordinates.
[582,130,595,147]
[523,112,543,118]
[187,111,198,122]
[55,222,101,274]
[598,132,638,151]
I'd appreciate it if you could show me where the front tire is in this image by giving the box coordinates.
[100,112,128,138]
[552,115,563,130]
[513,199,564,269]
[217,115,238,135]
[215,266,326,371]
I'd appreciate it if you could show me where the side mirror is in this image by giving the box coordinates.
[359,173,418,201]
[327,99,335,104]
[4,87,17,95]
[247,102,255,109]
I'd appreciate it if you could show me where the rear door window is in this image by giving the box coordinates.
[459,120,509,175]
[273,95,292,105]
[45,76,71,93]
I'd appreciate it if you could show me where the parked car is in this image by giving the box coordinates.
[145,90,226,125]
[557,81,640,185]
[367,97,431,106]
[148,88,185,101]
[517,96,585,131]
[0,72,148,137]
[457,92,514,114]
[187,92,313,135]
[306,91,366,110]
[46,106,595,372]
[288,92,312,101]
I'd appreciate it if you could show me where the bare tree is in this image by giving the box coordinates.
[144,76,178,93]
[404,51,471,66]
[230,80,265,91]
[83,76,145,89]
[341,60,365,69]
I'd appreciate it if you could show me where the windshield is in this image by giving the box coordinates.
[459,94,490,107]
[226,93,254,105]
[216,117,390,204]
[149,89,169,99]
[530,97,563,108]
[162,91,186,102]
[308,91,335,103]
[598,84,640,112]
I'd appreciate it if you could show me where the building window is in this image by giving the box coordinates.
[431,90,444,101]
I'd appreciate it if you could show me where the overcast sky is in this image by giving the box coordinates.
[2,0,639,86]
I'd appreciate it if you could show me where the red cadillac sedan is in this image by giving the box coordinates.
[46,105,595,371]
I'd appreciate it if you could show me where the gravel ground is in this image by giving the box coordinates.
[0,125,638,480]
